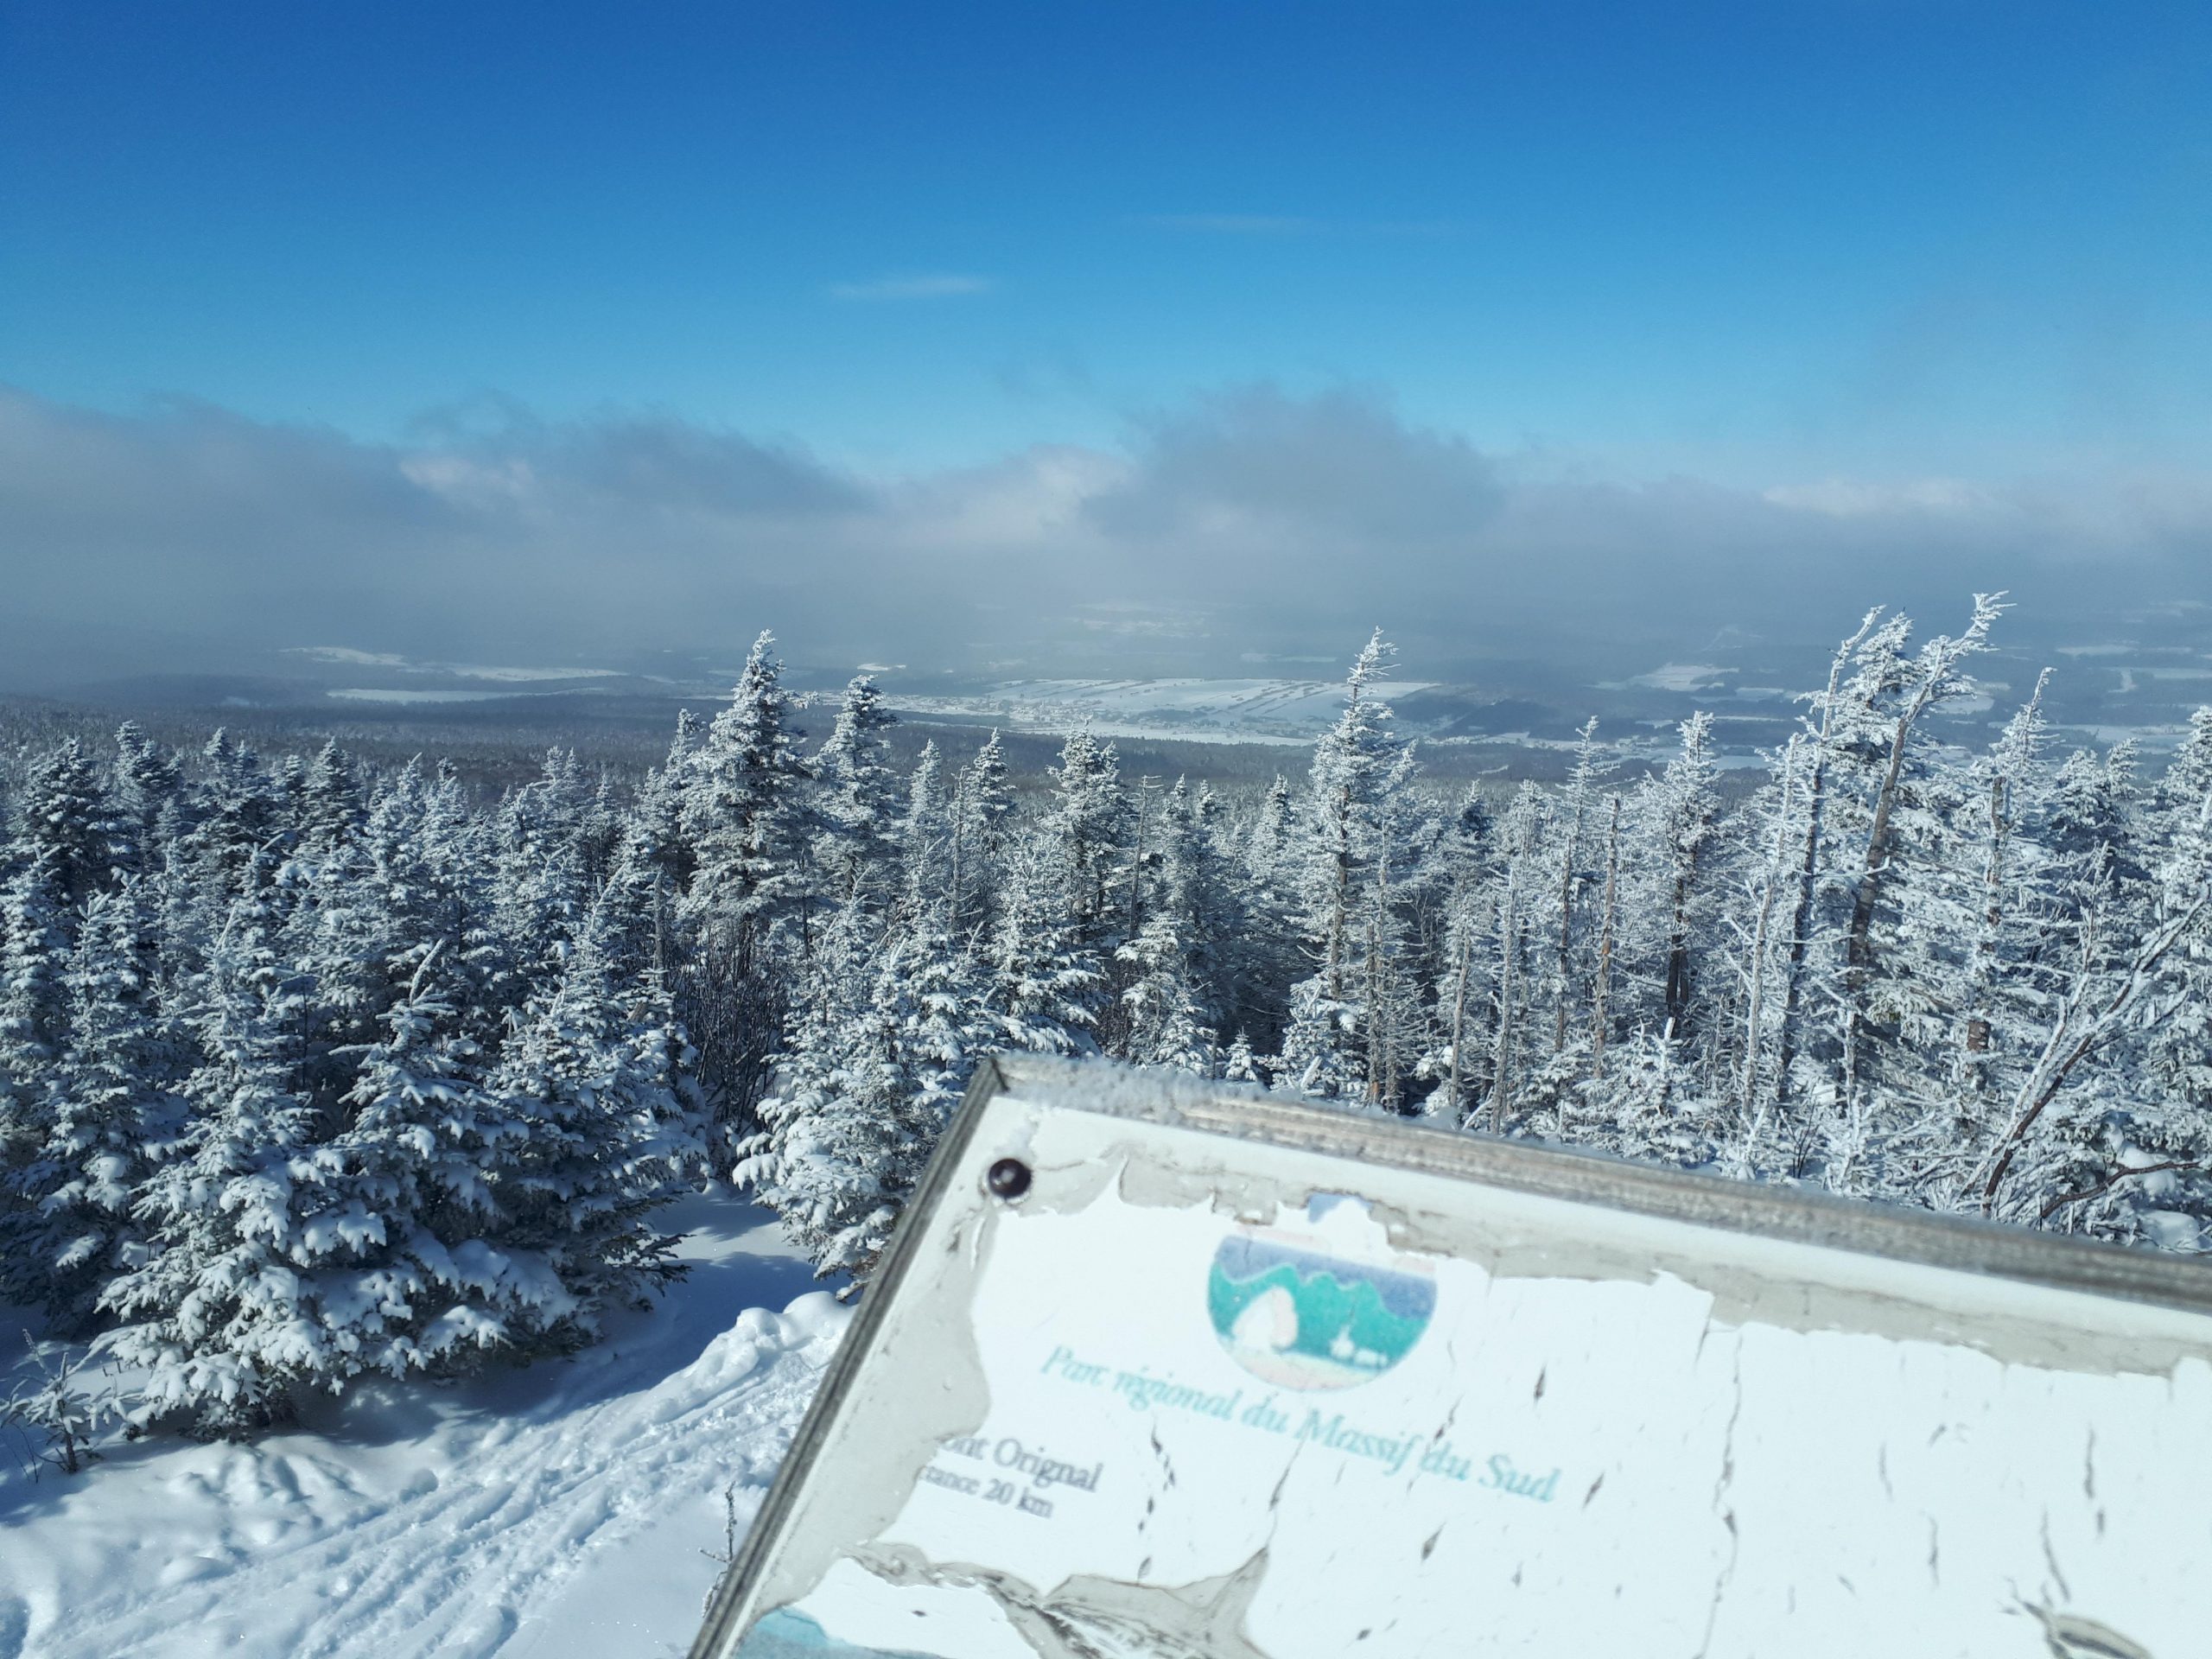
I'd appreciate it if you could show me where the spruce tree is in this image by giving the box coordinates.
[745,908,986,1281]
[484,936,691,1347]
[181,730,284,910]
[10,740,127,919]
[1278,632,1417,1103]
[986,839,1103,1056]
[111,722,181,881]
[1039,726,1132,959]
[0,852,70,1287]
[18,881,180,1333]
[1116,913,1218,1075]
[320,962,525,1375]
[102,888,335,1438]
[296,739,365,858]
[898,741,954,929]
[949,730,1015,936]
[813,675,902,905]
[685,631,814,944]
[679,633,814,1159]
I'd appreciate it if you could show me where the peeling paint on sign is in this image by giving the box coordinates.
[694,1059,2212,1659]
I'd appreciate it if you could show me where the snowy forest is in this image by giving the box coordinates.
[4,599,2212,1443]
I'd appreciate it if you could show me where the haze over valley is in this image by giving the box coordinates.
[7,6,2212,1656]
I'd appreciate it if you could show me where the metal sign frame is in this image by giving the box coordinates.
[690,1055,2212,1658]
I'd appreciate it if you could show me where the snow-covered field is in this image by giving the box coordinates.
[884,677,1440,747]
[1,1198,847,1659]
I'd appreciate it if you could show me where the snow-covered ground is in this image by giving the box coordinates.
[285,648,629,683]
[1,1198,847,1659]
[324,688,575,705]
[885,677,1439,747]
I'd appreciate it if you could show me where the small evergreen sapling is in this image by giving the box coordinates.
[5,1335,112,1477]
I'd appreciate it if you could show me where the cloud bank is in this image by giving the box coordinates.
[1,380,2204,693]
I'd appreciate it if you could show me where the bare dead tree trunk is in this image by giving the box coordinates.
[1489,859,1522,1133]
[1364,912,1382,1104]
[1366,850,1395,1107]
[1776,613,1882,1103]
[1128,776,1157,938]
[652,868,668,978]
[1591,796,1620,1067]
[1554,798,1584,1054]
[1446,913,1471,1125]
[1958,673,2046,1099]
[1961,774,2006,1068]
[947,768,968,935]
[1738,736,1802,1110]
[1663,863,1696,1036]
[1325,781,1352,1003]
[1845,709,1916,980]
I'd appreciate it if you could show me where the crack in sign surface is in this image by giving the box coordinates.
[710,1089,2212,1659]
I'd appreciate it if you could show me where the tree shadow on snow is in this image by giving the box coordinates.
[290,1198,829,1451]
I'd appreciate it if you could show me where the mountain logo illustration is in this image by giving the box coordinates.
[1207,1201,1436,1391]
[734,1606,942,1657]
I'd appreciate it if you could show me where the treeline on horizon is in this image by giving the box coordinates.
[0,688,1527,802]
[3,598,2210,1441]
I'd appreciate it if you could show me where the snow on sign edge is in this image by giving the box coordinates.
[696,1069,2212,1659]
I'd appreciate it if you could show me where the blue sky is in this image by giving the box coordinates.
[2,3,2209,683]
[7,1,2208,474]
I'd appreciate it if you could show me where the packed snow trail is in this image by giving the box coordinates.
[1,1200,849,1659]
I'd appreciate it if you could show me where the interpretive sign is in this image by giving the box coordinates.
[691,1057,2212,1658]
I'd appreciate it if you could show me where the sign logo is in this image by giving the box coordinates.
[736,1606,928,1656]
[1206,1197,1436,1390]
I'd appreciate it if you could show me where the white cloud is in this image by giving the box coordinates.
[2,380,2206,691]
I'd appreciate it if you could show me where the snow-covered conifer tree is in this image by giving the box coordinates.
[16,881,180,1332]
[102,887,335,1437]
[738,899,876,1258]
[0,853,70,1266]
[1834,601,2003,1090]
[812,675,901,906]
[480,928,692,1349]
[684,631,814,946]
[2140,710,2212,1141]
[1278,632,1417,1103]
[678,634,814,1157]
[1221,1032,1264,1086]
[986,838,1103,1056]
[948,730,1015,937]
[745,907,987,1281]
[9,741,126,923]
[639,709,704,904]
[1570,1022,1715,1167]
[1478,785,1549,1130]
[110,722,181,881]
[484,749,595,1002]
[1039,725,1131,959]
[296,739,365,859]
[1116,912,1218,1075]
[180,730,284,908]
[315,962,524,1375]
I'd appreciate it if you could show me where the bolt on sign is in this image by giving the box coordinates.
[691,1058,2212,1659]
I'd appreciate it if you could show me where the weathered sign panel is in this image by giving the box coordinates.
[692,1057,2212,1658]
